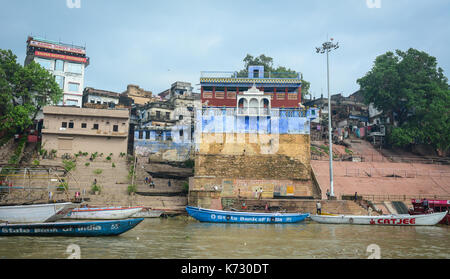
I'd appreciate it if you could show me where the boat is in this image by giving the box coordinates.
[310,211,447,226]
[0,218,144,237]
[0,202,76,223]
[186,206,309,223]
[63,206,144,220]
[408,199,450,225]
[130,208,164,218]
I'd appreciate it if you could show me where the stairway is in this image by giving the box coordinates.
[391,201,410,214]
[0,138,16,164]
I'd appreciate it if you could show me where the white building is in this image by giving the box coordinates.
[24,36,89,110]
[83,87,120,107]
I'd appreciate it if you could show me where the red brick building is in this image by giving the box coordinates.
[200,66,303,109]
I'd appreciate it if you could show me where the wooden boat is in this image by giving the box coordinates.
[409,199,450,225]
[130,208,164,218]
[0,218,144,237]
[310,211,447,226]
[186,206,309,223]
[63,206,144,220]
[0,202,76,223]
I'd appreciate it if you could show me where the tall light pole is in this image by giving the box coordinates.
[316,37,339,198]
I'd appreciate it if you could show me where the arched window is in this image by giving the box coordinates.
[249,98,259,115]
[238,98,248,115]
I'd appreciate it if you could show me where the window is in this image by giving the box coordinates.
[68,83,80,92]
[68,122,74,128]
[66,99,78,106]
[66,62,83,74]
[179,130,184,137]
[55,75,64,89]
[35,58,52,70]
[179,115,183,120]
[138,131,143,139]
[113,125,118,132]
[55,60,64,71]
[166,112,170,119]
[145,131,150,139]
[93,124,99,130]
[61,122,67,128]
[81,123,87,128]
[156,111,161,118]
[156,131,163,140]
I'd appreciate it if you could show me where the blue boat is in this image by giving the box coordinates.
[0,218,144,237]
[186,206,309,224]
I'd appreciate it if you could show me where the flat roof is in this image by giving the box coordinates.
[43,106,129,119]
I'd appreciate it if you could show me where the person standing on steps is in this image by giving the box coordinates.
[316,201,322,215]
[168,180,171,187]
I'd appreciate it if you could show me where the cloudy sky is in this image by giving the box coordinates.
[1,0,449,98]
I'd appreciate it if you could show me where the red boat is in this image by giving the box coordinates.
[409,199,450,225]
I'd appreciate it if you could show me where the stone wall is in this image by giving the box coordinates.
[191,133,315,198]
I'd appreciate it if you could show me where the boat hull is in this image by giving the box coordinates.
[130,209,164,218]
[186,206,309,223]
[0,218,144,236]
[310,211,447,226]
[0,203,76,223]
[64,206,143,220]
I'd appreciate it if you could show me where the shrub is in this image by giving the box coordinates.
[57,182,69,192]
[93,169,103,175]
[127,184,137,195]
[106,156,111,161]
[85,162,90,167]
[32,159,40,166]
[63,160,76,172]
[91,183,101,193]
[112,163,116,168]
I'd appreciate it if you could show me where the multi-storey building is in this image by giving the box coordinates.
[134,82,201,161]
[41,106,129,157]
[82,87,121,108]
[25,36,89,109]
[200,66,303,109]
[190,85,320,203]
[122,84,156,106]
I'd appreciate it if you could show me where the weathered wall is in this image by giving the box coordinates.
[192,133,314,198]
[190,177,314,199]
[195,133,311,180]
[42,134,128,158]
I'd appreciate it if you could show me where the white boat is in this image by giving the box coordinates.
[0,202,76,223]
[63,206,144,220]
[310,211,447,226]
[130,208,164,218]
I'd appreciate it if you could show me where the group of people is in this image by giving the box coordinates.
[144,177,155,188]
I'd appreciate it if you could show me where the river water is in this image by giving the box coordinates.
[0,217,449,259]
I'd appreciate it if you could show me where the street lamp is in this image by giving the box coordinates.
[316,37,339,199]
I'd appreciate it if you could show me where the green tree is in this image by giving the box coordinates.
[357,48,450,154]
[237,54,311,98]
[0,49,63,133]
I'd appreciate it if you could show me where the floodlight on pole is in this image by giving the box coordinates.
[315,37,339,198]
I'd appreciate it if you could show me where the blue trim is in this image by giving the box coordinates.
[186,206,309,224]
[0,218,144,237]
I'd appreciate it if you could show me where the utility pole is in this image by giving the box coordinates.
[316,37,339,198]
